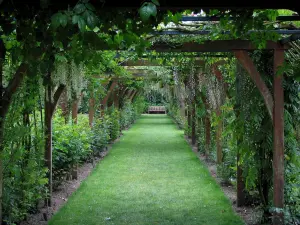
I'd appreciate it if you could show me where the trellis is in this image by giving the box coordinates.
[119,38,288,224]
[1,1,298,224]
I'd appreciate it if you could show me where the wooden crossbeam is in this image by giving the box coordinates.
[151,40,288,52]
[121,59,205,66]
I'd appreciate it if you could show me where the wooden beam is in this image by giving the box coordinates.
[129,90,137,102]
[122,59,205,66]
[234,50,274,120]
[11,0,298,12]
[152,40,288,52]
[121,60,161,66]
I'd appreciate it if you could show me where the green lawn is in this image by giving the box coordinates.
[49,114,244,225]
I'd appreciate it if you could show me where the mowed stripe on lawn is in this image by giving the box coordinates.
[49,114,244,225]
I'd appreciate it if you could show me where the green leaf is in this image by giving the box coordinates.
[151,0,160,6]
[209,9,219,15]
[59,13,68,27]
[85,3,96,11]
[148,3,157,17]
[139,2,157,22]
[74,3,86,14]
[86,12,98,29]
[114,33,123,45]
[72,15,80,24]
[78,17,86,32]
[51,12,62,29]
[172,13,182,24]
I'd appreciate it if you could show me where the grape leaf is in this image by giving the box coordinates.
[139,3,157,22]
[51,13,62,29]
[74,3,86,14]
[72,15,80,24]
[78,17,86,32]
[59,13,68,27]
[151,0,160,6]
[85,3,96,11]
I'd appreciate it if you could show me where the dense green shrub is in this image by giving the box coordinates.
[133,96,148,115]
[120,100,135,129]
[120,96,146,130]
[108,108,121,141]
[52,110,92,186]
[166,103,184,129]
[91,115,110,154]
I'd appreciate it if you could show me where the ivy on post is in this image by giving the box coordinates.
[100,79,118,116]
[113,88,120,109]
[235,62,247,207]
[200,92,211,160]
[191,102,196,145]
[44,71,65,206]
[211,61,226,165]
[272,49,285,225]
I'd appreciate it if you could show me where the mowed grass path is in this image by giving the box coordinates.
[49,115,244,225]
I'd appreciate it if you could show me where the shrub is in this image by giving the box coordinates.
[120,100,134,129]
[91,115,110,154]
[52,110,92,186]
[109,108,121,141]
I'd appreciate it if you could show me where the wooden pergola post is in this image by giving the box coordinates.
[72,93,82,125]
[89,96,95,127]
[100,80,118,116]
[59,89,69,123]
[191,102,196,145]
[200,93,211,159]
[113,88,120,109]
[212,61,226,165]
[273,49,285,225]
[44,74,65,206]
[234,49,285,224]
[235,62,247,207]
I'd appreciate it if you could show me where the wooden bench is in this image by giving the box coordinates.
[148,106,166,114]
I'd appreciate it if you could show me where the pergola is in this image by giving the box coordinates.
[3,1,297,224]
[118,38,288,224]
